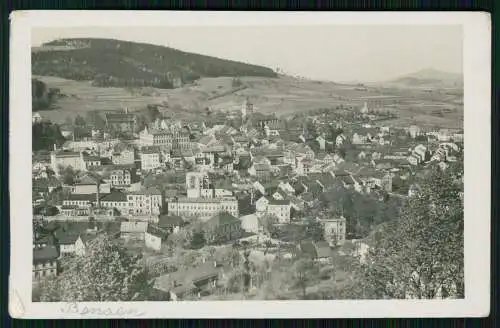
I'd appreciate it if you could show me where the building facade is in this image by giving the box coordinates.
[167,197,239,218]
[127,188,163,215]
[139,127,190,150]
[140,149,162,171]
[321,217,347,246]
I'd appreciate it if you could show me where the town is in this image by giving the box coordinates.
[32,92,464,301]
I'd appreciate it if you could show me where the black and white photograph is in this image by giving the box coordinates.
[9,11,490,318]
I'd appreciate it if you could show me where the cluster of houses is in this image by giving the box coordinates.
[32,100,464,294]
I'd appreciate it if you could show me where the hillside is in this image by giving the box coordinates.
[32,78,63,111]
[32,38,277,89]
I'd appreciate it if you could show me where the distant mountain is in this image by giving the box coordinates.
[32,38,277,89]
[386,68,463,88]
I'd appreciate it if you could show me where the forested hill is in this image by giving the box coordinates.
[32,38,278,89]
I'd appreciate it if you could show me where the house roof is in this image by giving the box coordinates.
[300,241,332,259]
[199,135,216,146]
[340,175,355,185]
[120,221,148,233]
[141,147,161,155]
[147,225,169,239]
[268,199,291,206]
[205,212,240,227]
[66,193,102,202]
[315,241,332,258]
[54,231,80,245]
[158,215,184,228]
[100,191,128,202]
[154,262,220,292]
[105,112,136,123]
[128,187,161,195]
[254,163,271,172]
[33,245,59,263]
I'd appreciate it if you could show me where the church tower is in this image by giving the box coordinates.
[241,97,254,121]
[360,102,369,114]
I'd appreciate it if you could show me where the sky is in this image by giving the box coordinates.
[31,25,463,83]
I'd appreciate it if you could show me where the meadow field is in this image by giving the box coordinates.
[33,75,462,128]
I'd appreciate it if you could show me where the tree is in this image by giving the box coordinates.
[85,111,106,130]
[258,214,278,236]
[360,166,464,299]
[305,218,324,242]
[39,235,153,301]
[291,258,319,299]
[59,165,78,185]
[190,231,206,250]
[74,115,86,127]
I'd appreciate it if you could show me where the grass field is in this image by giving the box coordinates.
[34,74,463,128]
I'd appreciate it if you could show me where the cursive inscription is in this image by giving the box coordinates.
[60,302,146,317]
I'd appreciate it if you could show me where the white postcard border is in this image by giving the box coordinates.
[9,11,491,318]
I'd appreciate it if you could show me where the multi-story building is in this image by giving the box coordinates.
[139,127,190,150]
[100,191,129,214]
[50,149,87,175]
[167,196,239,218]
[33,245,59,281]
[186,172,211,198]
[266,199,292,223]
[71,174,111,195]
[105,110,137,133]
[140,148,162,172]
[110,168,133,187]
[255,196,291,223]
[111,145,135,165]
[126,188,163,215]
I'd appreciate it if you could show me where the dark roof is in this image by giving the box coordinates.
[268,199,291,206]
[147,225,169,239]
[158,215,184,229]
[54,231,80,245]
[33,246,59,263]
[100,191,128,202]
[315,241,332,258]
[300,242,317,258]
[205,212,240,227]
[66,193,101,201]
[154,262,220,293]
[105,112,136,123]
[340,175,355,185]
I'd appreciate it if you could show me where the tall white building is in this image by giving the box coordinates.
[50,149,87,176]
[140,148,162,171]
[186,172,210,198]
[241,97,254,121]
[126,188,163,215]
[320,217,347,246]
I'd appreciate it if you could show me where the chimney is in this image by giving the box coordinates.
[95,178,101,209]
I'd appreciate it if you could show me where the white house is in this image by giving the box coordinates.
[140,149,162,171]
[335,134,347,147]
[239,214,260,234]
[320,216,347,246]
[316,135,326,150]
[252,181,266,196]
[255,196,270,213]
[266,199,292,223]
[145,227,165,251]
[120,221,149,241]
[278,181,295,195]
